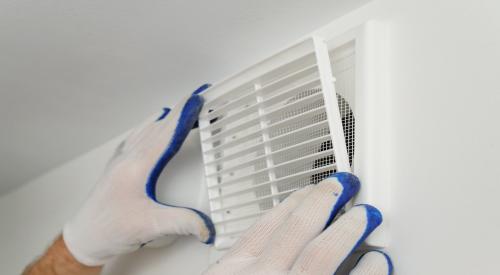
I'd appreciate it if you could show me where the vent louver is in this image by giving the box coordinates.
[198,37,355,249]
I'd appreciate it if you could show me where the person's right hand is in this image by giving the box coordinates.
[62,85,215,267]
[203,173,393,275]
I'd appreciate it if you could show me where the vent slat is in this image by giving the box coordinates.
[200,77,321,133]
[205,107,328,175]
[210,150,334,200]
[205,133,331,167]
[211,189,298,213]
[202,64,318,120]
[213,211,268,225]
[203,53,317,111]
[208,147,334,186]
[208,163,336,191]
[202,92,325,153]
[205,121,330,187]
[203,101,325,145]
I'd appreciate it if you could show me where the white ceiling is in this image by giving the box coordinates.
[0,0,369,195]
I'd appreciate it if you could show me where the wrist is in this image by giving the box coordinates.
[23,235,102,275]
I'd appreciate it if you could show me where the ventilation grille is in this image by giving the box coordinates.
[198,38,355,249]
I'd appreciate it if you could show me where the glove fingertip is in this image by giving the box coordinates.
[192,83,212,95]
[150,204,216,245]
[353,251,393,275]
[381,251,394,275]
[355,204,383,235]
[189,208,216,245]
[323,172,361,228]
[166,206,216,244]
[156,107,172,121]
[330,172,361,197]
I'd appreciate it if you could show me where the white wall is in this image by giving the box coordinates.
[2,0,500,274]
[0,135,118,274]
[377,1,500,274]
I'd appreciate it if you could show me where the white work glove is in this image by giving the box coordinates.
[204,173,393,275]
[63,84,215,266]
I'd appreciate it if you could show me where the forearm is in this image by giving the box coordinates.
[23,235,102,275]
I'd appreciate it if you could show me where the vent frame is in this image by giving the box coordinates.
[198,21,389,250]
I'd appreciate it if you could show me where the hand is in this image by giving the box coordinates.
[62,84,215,266]
[203,173,393,275]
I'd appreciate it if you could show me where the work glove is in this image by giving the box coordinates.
[203,173,393,275]
[63,84,215,266]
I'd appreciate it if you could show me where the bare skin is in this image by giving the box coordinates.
[23,235,102,275]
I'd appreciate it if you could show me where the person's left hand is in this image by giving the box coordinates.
[63,84,215,266]
[203,173,393,275]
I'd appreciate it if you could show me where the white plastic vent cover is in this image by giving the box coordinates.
[198,37,356,249]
